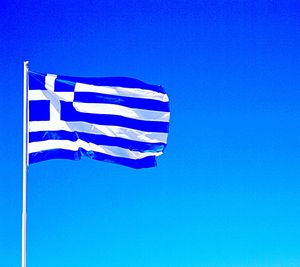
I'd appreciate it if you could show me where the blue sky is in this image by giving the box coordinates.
[1,1,300,266]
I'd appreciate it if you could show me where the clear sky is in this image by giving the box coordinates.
[1,1,300,266]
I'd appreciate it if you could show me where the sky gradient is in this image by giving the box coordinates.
[1,1,300,266]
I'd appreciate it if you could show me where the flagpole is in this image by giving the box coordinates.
[22,61,29,267]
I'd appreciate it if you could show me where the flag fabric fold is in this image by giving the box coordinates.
[28,71,170,168]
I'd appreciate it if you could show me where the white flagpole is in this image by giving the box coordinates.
[22,61,29,267]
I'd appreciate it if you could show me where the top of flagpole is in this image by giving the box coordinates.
[24,61,29,75]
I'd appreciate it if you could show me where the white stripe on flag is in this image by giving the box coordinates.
[28,90,74,102]
[73,102,170,122]
[75,83,169,102]
[29,139,163,159]
[29,121,168,144]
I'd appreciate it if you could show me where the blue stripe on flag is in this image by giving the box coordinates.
[29,148,157,169]
[74,92,170,112]
[56,75,165,93]
[29,131,166,152]
[54,79,75,92]
[60,101,169,133]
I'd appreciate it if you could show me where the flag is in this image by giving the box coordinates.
[28,71,170,169]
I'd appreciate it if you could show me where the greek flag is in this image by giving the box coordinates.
[28,71,170,169]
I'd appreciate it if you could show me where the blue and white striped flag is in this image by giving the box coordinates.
[28,71,170,169]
